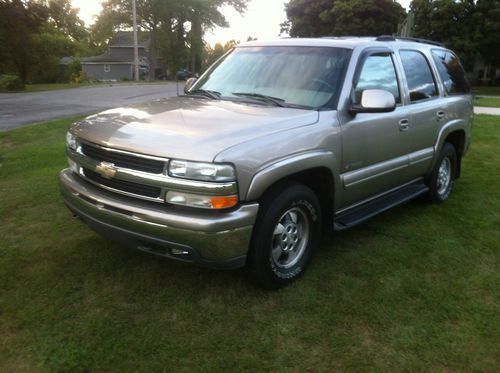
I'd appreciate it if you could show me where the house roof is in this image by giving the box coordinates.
[81,54,131,63]
[109,31,150,49]
[59,56,75,65]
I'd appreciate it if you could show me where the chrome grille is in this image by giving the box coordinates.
[67,141,238,203]
[82,167,162,199]
[81,143,165,174]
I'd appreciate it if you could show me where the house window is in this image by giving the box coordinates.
[104,64,111,73]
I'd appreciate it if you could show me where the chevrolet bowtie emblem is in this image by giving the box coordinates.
[95,162,117,179]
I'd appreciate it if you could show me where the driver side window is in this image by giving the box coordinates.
[355,54,401,104]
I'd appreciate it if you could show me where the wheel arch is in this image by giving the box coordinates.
[432,120,468,179]
[245,151,339,231]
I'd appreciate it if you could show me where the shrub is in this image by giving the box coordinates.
[70,70,87,84]
[0,75,25,91]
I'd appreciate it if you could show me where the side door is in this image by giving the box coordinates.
[396,49,445,180]
[338,48,411,208]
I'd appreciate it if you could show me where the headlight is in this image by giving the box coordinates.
[166,191,238,209]
[66,131,77,150]
[168,160,236,182]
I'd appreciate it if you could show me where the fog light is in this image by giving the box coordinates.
[166,191,238,209]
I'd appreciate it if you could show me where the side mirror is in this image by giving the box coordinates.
[349,89,396,114]
[184,77,197,94]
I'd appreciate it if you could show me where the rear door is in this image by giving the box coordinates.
[396,49,444,180]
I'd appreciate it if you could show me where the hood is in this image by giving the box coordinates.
[71,96,319,162]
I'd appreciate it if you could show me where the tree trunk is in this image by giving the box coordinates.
[149,23,157,81]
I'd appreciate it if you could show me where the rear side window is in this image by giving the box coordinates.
[355,54,401,104]
[431,50,470,95]
[400,50,438,103]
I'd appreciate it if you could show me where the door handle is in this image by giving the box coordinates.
[398,119,410,131]
[436,110,445,120]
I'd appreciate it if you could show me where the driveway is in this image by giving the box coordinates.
[0,83,179,131]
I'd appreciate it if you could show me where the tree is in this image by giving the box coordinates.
[204,39,237,68]
[410,0,500,73]
[0,0,89,83]
[411,0,477,69]
[282,0,405,37]
[47,0,88,42]
[92,0,248,78]
[475,0,500,73]
[282,0,333,37]
[0,0,48,82]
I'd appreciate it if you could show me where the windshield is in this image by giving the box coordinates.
[191,46,350,109]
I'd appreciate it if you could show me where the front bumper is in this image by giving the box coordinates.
[59,169,259,269]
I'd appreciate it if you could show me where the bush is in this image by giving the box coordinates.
[70,70,87,84]
[0,75,25,91]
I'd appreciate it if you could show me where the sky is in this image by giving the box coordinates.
[72,0,413,46]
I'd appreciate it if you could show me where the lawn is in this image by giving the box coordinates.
[472,86,500,96]
[0,116,499,372]
[476,96,500,108]
[19,81,173,93]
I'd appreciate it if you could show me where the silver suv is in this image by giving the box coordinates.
[59,37,473,288]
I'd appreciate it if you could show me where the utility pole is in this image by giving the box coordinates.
[132,0,140,82]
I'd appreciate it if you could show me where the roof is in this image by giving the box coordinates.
[59,56,75,65]
[81,54,132,63]
[109,31,150,49]
[239,36,446,51]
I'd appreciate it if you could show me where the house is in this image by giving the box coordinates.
[82,32,156,81]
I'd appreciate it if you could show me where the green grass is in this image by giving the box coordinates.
[472,86,500,96]
[1,116,499,372]
[14,81,172,93]
[23,83,96,92]
[476,96,500,108]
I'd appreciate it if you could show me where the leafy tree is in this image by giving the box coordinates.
[475,0,500,71]
[47,0,88,42]
[411,0,477,69]
[204,39,238,68]
[281,0,333,37]
[92,0,248,78]
[0,0,48,82]
[282,0,405,37]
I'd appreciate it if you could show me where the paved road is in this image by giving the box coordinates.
[0,83,179,131]
[474,106,500,115]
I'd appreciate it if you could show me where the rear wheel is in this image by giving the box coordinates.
[247,182,322,289]
[427,142,457,203]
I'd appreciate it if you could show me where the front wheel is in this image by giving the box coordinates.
[427,142,457,203]
[247,182,322,289]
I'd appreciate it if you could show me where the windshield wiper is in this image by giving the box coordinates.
[232,92,286,107]
[186,89,221,99]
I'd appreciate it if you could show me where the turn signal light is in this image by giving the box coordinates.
[211,196,238,209]
[166,191,238,209]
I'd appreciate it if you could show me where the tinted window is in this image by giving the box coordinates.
[400,50,438,102]
[355,54,400,104]
[431,50,470,94]
[193,46,350,109]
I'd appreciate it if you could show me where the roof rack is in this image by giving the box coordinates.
[376,35,444,47]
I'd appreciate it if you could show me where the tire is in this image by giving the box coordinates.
[247,182,322,289]
[427,142,457,203]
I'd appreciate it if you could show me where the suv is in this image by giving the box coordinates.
[59,37,473,288]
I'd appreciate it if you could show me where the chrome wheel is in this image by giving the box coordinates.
[437,157,452,195]
[271,207,310,269]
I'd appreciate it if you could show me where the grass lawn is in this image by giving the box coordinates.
[472,86,500,96]
[18,81,173,93]
[1,116,499,371]
[476,96,500,108]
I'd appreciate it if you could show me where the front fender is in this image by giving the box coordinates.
[245,150,340,201]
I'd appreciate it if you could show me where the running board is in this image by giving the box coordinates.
[334,181,429,231]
